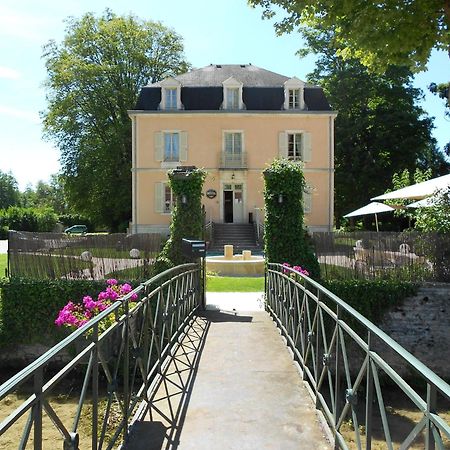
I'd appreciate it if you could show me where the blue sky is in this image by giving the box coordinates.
[0,0,449,190]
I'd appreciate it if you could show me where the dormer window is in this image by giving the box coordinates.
[284,77,305,110]
[159,77,182,110]
[165,88,177,110]
[222,77,244,110]
[289,89,301,109]
[226,88,240,109]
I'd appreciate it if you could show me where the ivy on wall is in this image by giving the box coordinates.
[263,159,320,278]
[155,167,206,269]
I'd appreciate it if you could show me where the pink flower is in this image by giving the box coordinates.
[120,283,132,294]
[107,278,118,286]
[83,296,96,310]
[106,287,119,301]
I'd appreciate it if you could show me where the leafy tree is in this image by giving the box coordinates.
[42,10,190,231]
[249,0,449,73]
[21,175,67,214]
[429,81,450,154]
[0,171,20,209]
[415,186,450,232]
[301,29,448,224]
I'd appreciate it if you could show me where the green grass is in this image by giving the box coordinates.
[206,276,264,292]
[0,254,7,278]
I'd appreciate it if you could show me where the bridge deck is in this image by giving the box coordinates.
[127,293,331,449]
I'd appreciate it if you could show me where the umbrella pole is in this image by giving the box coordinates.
[375,213,379,232]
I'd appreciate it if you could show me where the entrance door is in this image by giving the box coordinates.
[233,184,244,223]
[224,190,233,223]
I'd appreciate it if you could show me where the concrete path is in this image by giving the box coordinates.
[126,293,331,450]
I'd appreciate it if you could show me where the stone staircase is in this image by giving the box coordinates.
[209,223,262,253]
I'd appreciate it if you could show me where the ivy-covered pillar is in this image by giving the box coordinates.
[263,159,320,278]
[158,167,206,267]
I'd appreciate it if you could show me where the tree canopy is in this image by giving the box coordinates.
[0,171,20,209]
[302,29,449,224]
[249,0,450,73]
[42,10,190,231]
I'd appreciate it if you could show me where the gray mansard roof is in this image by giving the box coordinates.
[134,64,332,112]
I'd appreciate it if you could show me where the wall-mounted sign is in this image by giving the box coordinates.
[206,189,217,199]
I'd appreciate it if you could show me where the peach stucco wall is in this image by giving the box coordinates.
[131,112,334,231]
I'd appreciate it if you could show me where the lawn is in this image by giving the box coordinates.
[206,276,264,292]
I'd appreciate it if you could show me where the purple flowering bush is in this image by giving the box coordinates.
[55,279,138,332]
[282,263,310,277]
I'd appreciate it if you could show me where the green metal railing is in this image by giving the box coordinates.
[266,263,450,450]
[0,263,202,449]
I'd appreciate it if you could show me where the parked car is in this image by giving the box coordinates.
[64,225,88,235]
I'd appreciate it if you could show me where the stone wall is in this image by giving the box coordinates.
[374,282,449,380]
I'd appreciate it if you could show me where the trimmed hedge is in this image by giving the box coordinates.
[321,279,417,325]
[0,206,58,233]
[0,279,142,346]
[263,159,320,278]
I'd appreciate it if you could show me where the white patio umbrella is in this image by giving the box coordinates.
[407,196,440,208]
[344,202,395,232]
[371,173,450,201]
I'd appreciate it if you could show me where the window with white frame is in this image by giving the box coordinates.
[159,77,182,110]
[164,132,179,161]
[279,131,312,162]
[288,133,302,160]
[155,182,175,214]
[226,88,239,109]
[224,132,242,158]
[283,77,305,110]
[288,89,301,109]
[222,77,244,110]
[165,88,177,110]
[154,131,188,164]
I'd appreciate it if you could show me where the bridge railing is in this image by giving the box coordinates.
[0,263,201,449]
[266,263,450,450]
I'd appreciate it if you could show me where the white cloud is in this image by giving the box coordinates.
[0,105,41,123]
[0,5,56,41]
[0,66,21,80]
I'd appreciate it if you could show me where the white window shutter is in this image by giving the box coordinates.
[154,182,163,213]
[302,132,312,162]
[154,132,163,161]
[303,192,312,214]
[179,131,188,161]
[278,132,288,158]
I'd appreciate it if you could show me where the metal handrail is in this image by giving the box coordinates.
[0,263,202,449]
[266,263,450,449]
[218,151,247,169]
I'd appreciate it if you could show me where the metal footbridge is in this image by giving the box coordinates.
[1,263,449,449]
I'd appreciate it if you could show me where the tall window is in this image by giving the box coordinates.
[288,89,301,109]
[163,184,174,213]
[224,132,242,158]
[164,133,179,162]
[226,88,239,109]
[165,88,177,110]
[288,133,302,160]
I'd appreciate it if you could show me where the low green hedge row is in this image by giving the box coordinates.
[0,278,142,346]
[321,279,417,325]
[0,278,417,347]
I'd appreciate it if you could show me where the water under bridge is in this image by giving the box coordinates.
[1,263,449,449]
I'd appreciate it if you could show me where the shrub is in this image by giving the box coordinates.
[0,278,142,346]
[158,167,206,267]
[263,159,320,278]
[321,279,417,325]
[0,206,58,232]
